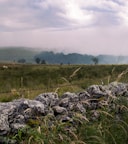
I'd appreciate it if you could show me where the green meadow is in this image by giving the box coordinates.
[1,63,128,144]
[0,64,128,101]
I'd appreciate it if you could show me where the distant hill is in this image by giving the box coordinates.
[0,47,128,64]
[0,47,38,63]
[35,51,93,64]
[35,51,128,64]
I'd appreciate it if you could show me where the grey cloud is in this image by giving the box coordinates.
[0,0,128,31]
[0,0,128,56]
[0,0,73,31]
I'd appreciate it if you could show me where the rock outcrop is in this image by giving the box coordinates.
[0,82,128,143]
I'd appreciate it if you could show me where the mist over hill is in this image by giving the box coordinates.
[0,47,128,64]
[35,51,128,64]
[0,47,38,63]
[35,51,93,64]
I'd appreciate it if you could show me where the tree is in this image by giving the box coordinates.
[41,59,46,64]
[92,57,99,65]
[18,58,26,63]
[35,57,41,64]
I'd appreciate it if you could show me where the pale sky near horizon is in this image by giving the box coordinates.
[0,0,128,55]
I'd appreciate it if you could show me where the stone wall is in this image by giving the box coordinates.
[0,82,128,143]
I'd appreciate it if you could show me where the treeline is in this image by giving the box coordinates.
[35,51,94,64]
[0,47,128,64]
[34,51,128,64]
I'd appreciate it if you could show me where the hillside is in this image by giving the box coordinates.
[0,47,128,64]
[0,47,38,63]
[35,51,128,64]
[35,51,93,64]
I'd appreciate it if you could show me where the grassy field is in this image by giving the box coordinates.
[1,63,128,144]
[0,63,128,102]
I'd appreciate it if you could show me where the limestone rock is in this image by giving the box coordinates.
[35,92,58,107]
[0,99,45,135]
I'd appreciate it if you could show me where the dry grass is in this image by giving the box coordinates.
[1,64,128,143]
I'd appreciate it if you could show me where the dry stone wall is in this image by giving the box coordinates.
[0,82,128,143]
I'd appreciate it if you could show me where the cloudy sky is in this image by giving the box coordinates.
[0,0,128,55]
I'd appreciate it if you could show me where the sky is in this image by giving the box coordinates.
[0,0,128,55]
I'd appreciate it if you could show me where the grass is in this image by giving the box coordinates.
[0,64,128,101]
[1,63,128,143]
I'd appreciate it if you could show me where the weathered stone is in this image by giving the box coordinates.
[58,97,69,107]
[53,106,67,115]
[78,91,91,101]
[0,102,16,135]
[35,92,58,107]
[74,103,86,113]
[0,99,45,135]
[0,113,10,135]
[107,82,128,96]
[87,85,108,98]
[61,92,79,102]
[58,92,79,109]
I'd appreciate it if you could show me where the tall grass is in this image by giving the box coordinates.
[1,64,128,101]
[1,64,128,143]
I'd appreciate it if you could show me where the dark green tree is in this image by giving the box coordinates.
[35,57,41,64]
[18,59,26,63]
[41,59,46,64]
[92,57,99,65]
